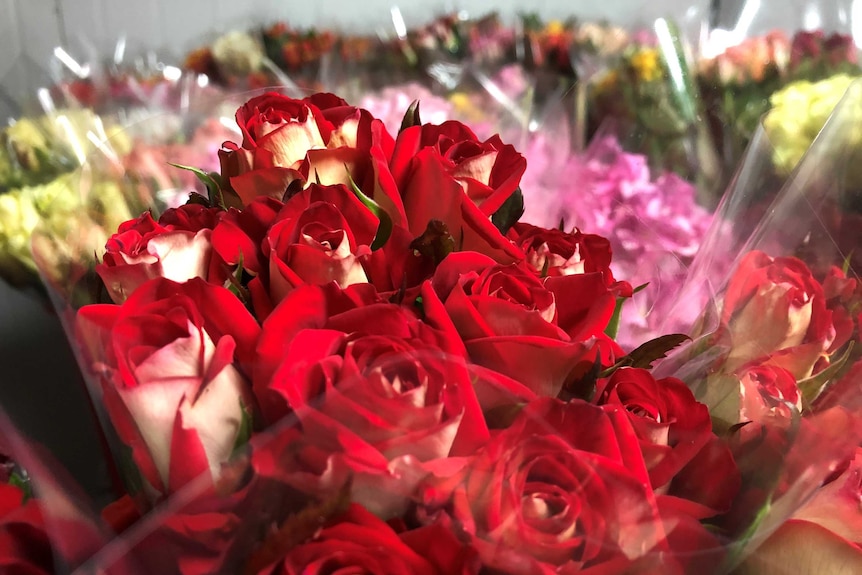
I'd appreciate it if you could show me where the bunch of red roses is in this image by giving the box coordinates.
[12,92,746,574]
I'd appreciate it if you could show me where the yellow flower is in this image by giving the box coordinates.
[629,49,662,82]
[545,20,565,37]
[4,118,50,173]
[765,74,858,174]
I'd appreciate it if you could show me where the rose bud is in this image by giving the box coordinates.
[76,278,260,498]
[721,250,835,377]
[97,204,224,304]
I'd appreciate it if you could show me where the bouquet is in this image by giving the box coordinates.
[698,28,860,180]
[14,88,862,573]
[184,31,275,90]
[589,20,719,192]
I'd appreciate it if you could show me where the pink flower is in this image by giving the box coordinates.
[520,135,713,348]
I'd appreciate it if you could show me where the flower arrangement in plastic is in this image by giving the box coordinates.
[653,79,862,572]
[589,19,719,192]
[8,86,860,574]
[0,92,238,297]
[698,28,860,179]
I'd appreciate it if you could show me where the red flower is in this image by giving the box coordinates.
[219,93,403,225]
[721,250,835,378]
[594,367,740,516]
[509,222,631,294]
[258,504,479,574]
[0,483,53,574]
[252,282,488,516]
[76,278,260,497]
[97,204,223,304]
[390,126,525,264]
[428,251,620,397]
[391,121,526,217]
[418,398,695,573]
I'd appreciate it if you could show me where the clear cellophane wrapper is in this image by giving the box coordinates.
[696,0,861,195]
[654,78,862,570]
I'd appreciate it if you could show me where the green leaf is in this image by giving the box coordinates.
[600,333,692,378]
[226,251,252,306]
[842,250,855,275]
[186,191,211,207]
[232,399,253,455]
[699,372,743,434]
[604,296,626,340]
[626,333,691,369]
[168,162,226,210]
[606,282,650,338]
[798,341,855,408]
[8,471,32,502]
[399,100,422,133]
[483,402,527,429]
[345,167,393,251]
[117,443,146,497]
[490,187,524,235]
[540,256,551,278]
[559,353,603,402]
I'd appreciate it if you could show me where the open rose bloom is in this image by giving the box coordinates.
[16,85,862,574]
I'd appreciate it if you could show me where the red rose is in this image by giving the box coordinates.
[97,204,223,304]
[252,281,488,516]
[219,93,331,203]
[737,359,802,424]
[262,183,389,305]
[428,251,620,397]
[721,250,835,377]
[594,367,740,516]
[212,196,284,277]
[76,278,260,497]
[391,121,526,217]
[257,504,479,575]
[509,222,631,295]
[419,397,691,573]
[390,137,524,264]
[0,483,53,574]
[219,93,405,226]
